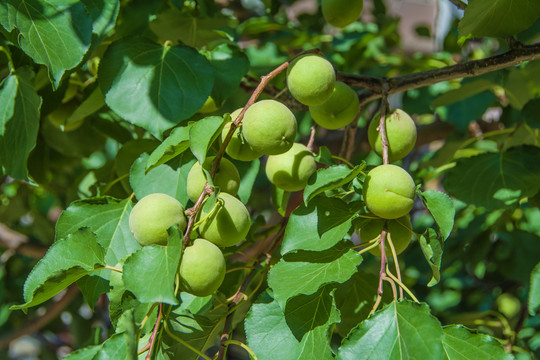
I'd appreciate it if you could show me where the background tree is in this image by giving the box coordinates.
[0,0,539,359]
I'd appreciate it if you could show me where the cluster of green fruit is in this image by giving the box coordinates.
[287,54,359,130]
[360,109,418,256]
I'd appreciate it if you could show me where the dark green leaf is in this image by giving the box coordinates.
[419,228,444,287]
[304,164,365,204]
[146,125,191,172]
[504,62,540,109]
[11,229,105,311]
[236,158,260,204]
[459,0,540,38]
[66,87,105,125]
[268,242,362,307]
[337,301,444,360]
[123,227,182,304]
[0,1,92,88]
[77,275,109,310]
[443,146,540,209]
[99,37,214,137]
[0,67,41,180]
[431,79,495,108]
[209,43,250,104]
[522,98,540,130]
[441,325,513,360]
[281,197,362,254]
[81,0,119,39]
[529,262,540,315]
[419,190,455,240]
[189,116,224,164]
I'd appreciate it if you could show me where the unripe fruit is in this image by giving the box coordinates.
[221,109,262,161]
[265,143,317,192]
[48,101,84,132]
[359,216,412,257]
[198,96,219,113]
[187,157,241,203]
[287,55,336,106]
[363,164,415,219]
[198,193,251,247]
[309,82,359,130]
[322,0,363,28]
[179,238,226,297]
[368,109,417,162]
[496,293,521,319]
[242,100,297,155]
[129,193,187,246]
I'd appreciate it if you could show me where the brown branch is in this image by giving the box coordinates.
[0,285,79,349]
[448,0,467,10]
[145,303,163,360]
[341,42,540,107]
[183,183,214,247]
[377,92,390,165]
[306,125,317,152]
[0,224,47,259]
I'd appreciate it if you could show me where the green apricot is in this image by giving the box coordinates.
[265,143,317,192]
[198,193,251,247]
[221,109,262,161]
[496,293,521,319]
[242,100,297,155]
[179,238,226,297]
[359,216,412,257]
[287,55,336,106]
[363,164,415,219]
[322,0,363,28]
[309,82,359,130]
[186,157,240,203]
[129,193,187,246]
[368,109,417,162]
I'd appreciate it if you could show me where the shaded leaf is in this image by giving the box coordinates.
[419,228,444,287]
[236,158,260,204]
[441,325,513,360]
[189,116,224,164]
[81,0,120,39]
[209,43,250,104]
[77,275,109,310]
[529,263,540,316]
[419,190,455,240]
[99,37,214,137]
[431,79,495,108]
[304,164,365,204]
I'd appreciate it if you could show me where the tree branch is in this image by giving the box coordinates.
[340,42,540,107]
[447,0,467,10]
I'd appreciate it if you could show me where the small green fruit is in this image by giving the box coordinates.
[322,0,363,28]
[309,82,359,129]
[187,157,241,203]
[179,238,226,297]
[496,293,521,319]
[363,164,415,219]
[221,109,262,161]
[368,109,417,162]
[242,100,297,155]
[198,193,251,247]
[359,216,412,257]
[198,96,219,113]
[287,55,336,106]
[265,143,317,191]
[129,193,187,246]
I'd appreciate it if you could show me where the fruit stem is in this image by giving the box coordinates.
[307,125,318,152]
[221,340,259,360]
[386,236,404,299]
[163,320,213,360]
[369,229,388,315]
[385,264,419,303]
[145,303,163,360]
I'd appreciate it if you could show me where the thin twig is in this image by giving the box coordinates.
[222,340,259,360]
[183,183,214,246]
[386,236,404,299]
[447,0,467,10]
[385,265,420,303]
[307,125,317,152]
[383,276,397,299]
[145,303,163,360]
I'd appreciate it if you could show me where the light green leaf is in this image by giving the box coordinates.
[55,196,140,269]
[281,197,362,254]
[11,229,105,311]
[529,262,540,315]
[122,227,182,304]
[0,73,17,135]
[337,301,445,360]
[189,116,225,164]
[303,164,365,204]
[419,190,455,241]
[64,331,137,360]
[419,228,444,287]
[99,37,214,138]
[458,0,540,38]
[146,125,192,173]
[443,146,540,209]
[209,43,250,104]
[268,242,363,307]
[0,67,42,180]
[441,325,513,360]
[0,0,92,88]
[272,186,290,217]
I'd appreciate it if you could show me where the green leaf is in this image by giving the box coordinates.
[504,62,540,110]
[337,301,445,360]
[268,242,363,307]
[55,196,140,269]
[443,146,540,209]
[81,0,119,39]
[272,186,290,217]
[441,325,513,360]
[122,227,182,304]
[189,116,224,164]
[281,197,362,254]
[419,190,455,241]
[64,331,137,360]
[99,37,214,138]
[77,275,109,310]
[458,0,540,38]
[0,67,42,180]
[146,125,192,172]
[419,228,444,287]
[236,158,260,204]
[11,229,105,311]
[529,263,540,315]
[66,87,106,125]
[303,164,365,204]
[431,79,495,108]
[130,153,194,207]
[209,43,250,104]
[245,291,301,360]
[0,0,92,88]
